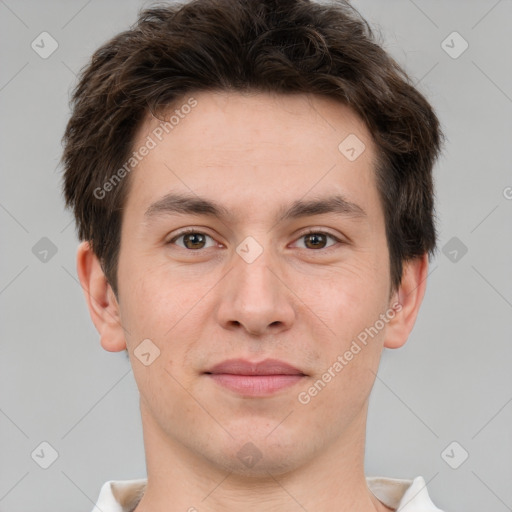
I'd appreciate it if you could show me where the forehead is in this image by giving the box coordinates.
[125,91,379,218]
[138,90,373,154]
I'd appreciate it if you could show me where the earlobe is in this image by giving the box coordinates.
[76,241,127,352]
[384,253,429,349]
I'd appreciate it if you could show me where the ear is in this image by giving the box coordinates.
[384,253,429,349]
[76,241,127,352]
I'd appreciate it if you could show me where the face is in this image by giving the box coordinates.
[114,91,397,475]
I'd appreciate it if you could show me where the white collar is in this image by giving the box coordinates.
[91,475,443,511]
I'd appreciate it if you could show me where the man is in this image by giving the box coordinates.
[62,0,444,510]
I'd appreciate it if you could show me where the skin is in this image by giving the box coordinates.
[77,91,428,512]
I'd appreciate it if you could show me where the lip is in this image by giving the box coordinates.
[205,358,306,396]
[207,358,305,376]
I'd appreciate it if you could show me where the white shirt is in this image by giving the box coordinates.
[91,476,444,511]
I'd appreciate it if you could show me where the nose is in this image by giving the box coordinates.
[215,243,296,337]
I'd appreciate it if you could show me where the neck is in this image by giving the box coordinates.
[133,401,392,512]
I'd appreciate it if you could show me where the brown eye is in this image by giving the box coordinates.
[304,233,328,249]
[182,233,206,249]
[170,231,216,250]
[295,231,339,250]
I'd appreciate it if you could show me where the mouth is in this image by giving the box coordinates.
[204,358,307,397]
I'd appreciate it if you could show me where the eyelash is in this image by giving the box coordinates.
[167,228,343,251]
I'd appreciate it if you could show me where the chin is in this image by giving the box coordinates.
[201,431,308,478]
[213,447,304,478]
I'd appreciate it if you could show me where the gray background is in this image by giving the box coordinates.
[1,0,511,510]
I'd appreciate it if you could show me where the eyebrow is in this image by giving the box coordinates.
[144,192,367,224]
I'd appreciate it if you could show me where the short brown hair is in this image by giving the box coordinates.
[62,0,443,296]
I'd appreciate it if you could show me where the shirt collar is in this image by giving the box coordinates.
[92,475,443,512]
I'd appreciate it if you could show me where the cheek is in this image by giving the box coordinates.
[118,256,189,336]
[119,265,208,378]
[295,259,390,400]
[297,300,387,428]
[301,256,389,330]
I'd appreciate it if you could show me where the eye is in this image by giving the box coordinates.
[167,229,342,251]
[168,229,217,250]
[293,231,341,250]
